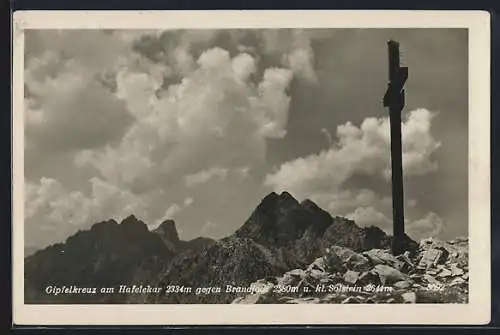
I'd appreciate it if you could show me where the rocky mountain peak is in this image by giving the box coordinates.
[90,219,118,232]
[258,191,300,211]
[153,219,180,246]
[278,191,299,204]
[235,191,333,246]
[120,215,149,233]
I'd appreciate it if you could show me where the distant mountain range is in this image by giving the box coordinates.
[24,191,418,304]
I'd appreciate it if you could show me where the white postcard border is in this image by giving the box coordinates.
[12,10,491,325]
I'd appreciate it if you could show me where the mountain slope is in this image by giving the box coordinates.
[24,216,212,303]
[150,192,418,303]
[149,236,294,303]
[24,191,418,304]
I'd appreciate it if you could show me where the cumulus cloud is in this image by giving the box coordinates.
[163,204,182,220]
[260,29,319,84]
[25,30,301,248]
[284,47,317,84]
[24,31,137,180]
[346,206,392,229]
[184,197,194,206]
[155,196,195,226]
[25,177,148,225]
[265,108,440,197]
[321,128,333,146]
[76,47,294,189]
[407,212,444,239]
[25,30,131,73]
[407,199,418,208]
[24,177,149,246]
[184,167,229,188]
[26,77,134,153]
[346,207,444,241]
[346,205,445,241]
[310,189,390,215]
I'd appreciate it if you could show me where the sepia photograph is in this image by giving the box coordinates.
[12,10,490,325]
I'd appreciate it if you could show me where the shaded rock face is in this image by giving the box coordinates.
[24,216,175,303]
[153,220,180,251]
[181,237,217,252]
[150,236,291,304]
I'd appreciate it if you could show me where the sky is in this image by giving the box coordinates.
[23,28,468,250]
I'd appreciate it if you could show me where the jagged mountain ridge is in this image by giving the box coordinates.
[24,191,418,304]
[24,215,214,303]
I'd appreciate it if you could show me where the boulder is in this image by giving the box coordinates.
[277,273,297,286]
[427,268,439,275]
[308,269,328,282]
[417,248,446,269]
[437,268,453,278]
[278,296,294,303]
[323,248,345,273]
[410,273,423,280]
[423,274,441,285]
[362,249,401,267]
[231,296,245,304]
[401,292,417,303]
[232,281,275,304]
[394,280,411,289]
[327,246,371,272]
[322,273,343,285]
[419,238,467,267]
[411,282,424,289]
[450,277,466,287]
[307,257,327,272]
[286,297,321,304]
[395,251,416,272]
[297,277,316,293]
[357,270,382,286]
[450,264,465,277]
[343,270,360,284]
[341,296,362,304]
[288,269,307,279]
[419,237,435,248]
[321,294,337,303]
[373,264,409,285]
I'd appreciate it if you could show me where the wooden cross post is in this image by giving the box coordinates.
[383,40,408,256]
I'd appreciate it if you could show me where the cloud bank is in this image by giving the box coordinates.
[23,29,455,249]
[24,30,309,248]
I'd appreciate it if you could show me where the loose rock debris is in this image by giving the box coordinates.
[232,237,468,304]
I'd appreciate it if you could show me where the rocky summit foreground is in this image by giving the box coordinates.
[232,237,469,304]
[24,192,467,304]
